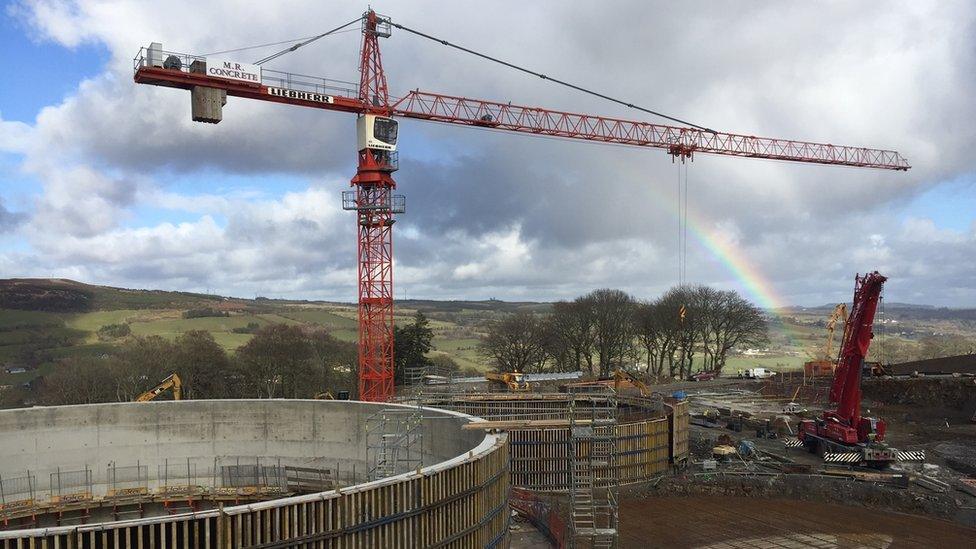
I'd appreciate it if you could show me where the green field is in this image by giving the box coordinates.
[3,279,975,392]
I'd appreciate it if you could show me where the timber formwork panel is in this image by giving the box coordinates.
[505,418,670,491]
[668,400,690,465]
[422,393,689,491]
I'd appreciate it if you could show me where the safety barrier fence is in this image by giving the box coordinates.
[0,457,346,521]
[509,487,567,548]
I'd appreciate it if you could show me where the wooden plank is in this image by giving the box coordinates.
[463,418,610,430]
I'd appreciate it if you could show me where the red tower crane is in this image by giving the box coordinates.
[133,10,910,402]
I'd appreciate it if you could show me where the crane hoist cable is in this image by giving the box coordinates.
[675,161,690,286]
[676,163,682,285]
[388,19,717,133]
[203,28,360,57]
[683,161,689,284]
[254,16,364,65]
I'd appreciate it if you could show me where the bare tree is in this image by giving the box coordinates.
[587,289,636,377]
[693,286,722,372]
[112,335,173,400]
[633,301,676,377]
[548,299,596,374]
[39,357,116,405]
[478,312,549,373]
[235,324,315,398]
[170,330,233,399]
[653,286,699,379]
[692,287,768,374]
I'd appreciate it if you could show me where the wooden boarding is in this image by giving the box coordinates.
[426,392,690,492]
[463,418,609,430]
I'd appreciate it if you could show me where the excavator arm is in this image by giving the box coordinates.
[136,373,183,402]
[823,303,847,361]
[613,369,649,397]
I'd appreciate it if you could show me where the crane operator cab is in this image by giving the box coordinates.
[358,114,398,172]
[358,114,398,151]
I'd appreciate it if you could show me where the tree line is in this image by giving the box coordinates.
[36,324,358,406]
[479,285,768,379]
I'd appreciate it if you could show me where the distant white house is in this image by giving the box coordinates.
[741,348,770,357]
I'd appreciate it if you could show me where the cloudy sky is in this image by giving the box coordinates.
[1,1,975,307]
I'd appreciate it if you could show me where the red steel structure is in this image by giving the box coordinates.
[798,272,894,464]
[825,271,888,442]
[350,11,398,401]
[133,10,910,401]
[392,91,910,170]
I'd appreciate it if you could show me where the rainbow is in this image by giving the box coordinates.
[682,207,787,312]
[653,165,787,313]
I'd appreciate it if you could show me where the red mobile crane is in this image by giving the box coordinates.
[133,11,910,402]
[798,272,919,465]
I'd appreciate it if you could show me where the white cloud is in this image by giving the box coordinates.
[0,114,33,154]
[2,0,975,305]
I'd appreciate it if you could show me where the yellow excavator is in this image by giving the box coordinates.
[136,373,183,402]
[485,371,530,391]
[613,368,651,397]
[803,304,846,377]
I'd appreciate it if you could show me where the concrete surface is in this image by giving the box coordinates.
[0,399,482,498]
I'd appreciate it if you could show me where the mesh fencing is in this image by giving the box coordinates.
[1,456,339,507]
[0,473,36,504]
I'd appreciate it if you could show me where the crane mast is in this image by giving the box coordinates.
[132,11,911,402]
[347,12,400,402]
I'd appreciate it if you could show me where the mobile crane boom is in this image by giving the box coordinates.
[828,271,886,433]
[797,272,905,465]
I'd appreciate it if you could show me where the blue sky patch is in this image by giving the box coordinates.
[0,8,110,123]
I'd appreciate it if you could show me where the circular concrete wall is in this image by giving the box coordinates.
[0,400,510,548]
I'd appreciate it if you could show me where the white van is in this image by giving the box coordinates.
[737,367,777,379]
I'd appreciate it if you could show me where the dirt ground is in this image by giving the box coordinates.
[619,496,976,548]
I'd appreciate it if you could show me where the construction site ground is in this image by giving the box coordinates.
[442,372,976,546]
[614,374,976,547]
[618,495,976,548]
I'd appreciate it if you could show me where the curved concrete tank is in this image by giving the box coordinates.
[0,400,510,548]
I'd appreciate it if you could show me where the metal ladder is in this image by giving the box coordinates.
[365,407,424,481]
[568,388,618,548]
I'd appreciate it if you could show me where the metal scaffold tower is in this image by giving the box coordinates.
[365,407,424,481]
[568,389,619,548]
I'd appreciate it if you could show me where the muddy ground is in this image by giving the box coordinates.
[512,375,976,546]
[618,496,976,548]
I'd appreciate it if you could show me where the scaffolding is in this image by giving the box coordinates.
[365,407,425,481]
[568,387,618,549]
